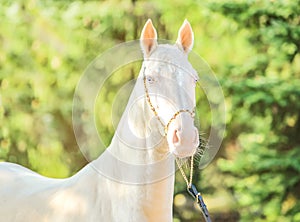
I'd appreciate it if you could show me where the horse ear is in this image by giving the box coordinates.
[140,19,158,57]
[176,19,194,54]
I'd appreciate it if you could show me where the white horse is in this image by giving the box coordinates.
[0,19,200,221]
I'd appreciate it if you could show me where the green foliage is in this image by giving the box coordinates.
[209,0,300,221]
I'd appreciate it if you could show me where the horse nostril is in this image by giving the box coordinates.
[173,130,179,144]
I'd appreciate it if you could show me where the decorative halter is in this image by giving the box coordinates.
[142,66,211,222]
[142,66,195,137]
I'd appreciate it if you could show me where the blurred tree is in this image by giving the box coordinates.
[209,0,300,221]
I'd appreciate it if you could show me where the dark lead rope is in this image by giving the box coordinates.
[187,184,212,222]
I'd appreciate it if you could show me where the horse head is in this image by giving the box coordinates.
[140,19,199,158]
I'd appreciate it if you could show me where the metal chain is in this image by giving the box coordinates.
[143,67,195,137]
[143,69,166,132]
[176,154,212,222]
[175,155,194,188]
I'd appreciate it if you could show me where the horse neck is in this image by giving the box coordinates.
[92,68,175,219]
[108,67,171,165]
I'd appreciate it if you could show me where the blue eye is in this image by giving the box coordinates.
[147,76,155,84]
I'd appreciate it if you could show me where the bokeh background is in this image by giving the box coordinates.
[1,0,300,221]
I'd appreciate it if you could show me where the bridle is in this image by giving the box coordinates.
[143,66,212,222]
[142,66,195,137]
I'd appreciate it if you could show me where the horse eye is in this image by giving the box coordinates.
[147,76,155,84]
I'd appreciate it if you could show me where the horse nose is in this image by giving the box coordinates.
[172,127,199,146]
[169,126,199,158]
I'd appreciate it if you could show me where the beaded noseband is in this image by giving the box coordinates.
[142,66,195,137]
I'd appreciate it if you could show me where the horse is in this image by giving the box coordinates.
[0,19,200,221]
